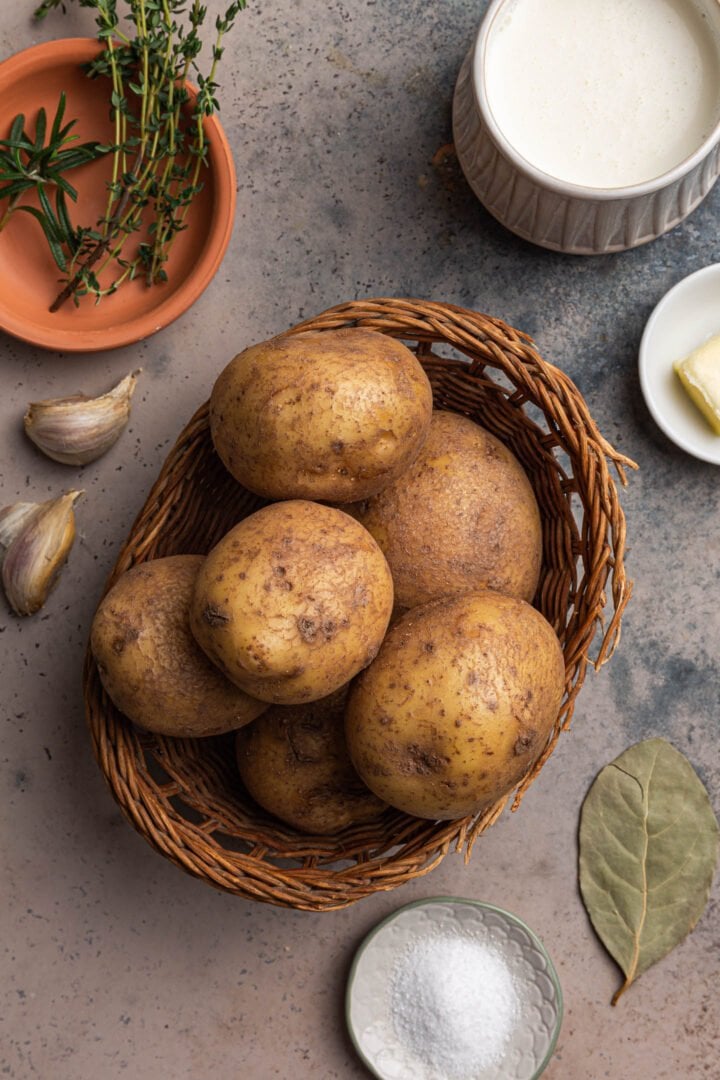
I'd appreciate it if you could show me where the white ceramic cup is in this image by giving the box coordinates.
[453,0,720,254]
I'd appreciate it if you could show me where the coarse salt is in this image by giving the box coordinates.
[390,932,520,1078]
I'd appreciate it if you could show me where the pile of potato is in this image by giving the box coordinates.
[91,328,565,833]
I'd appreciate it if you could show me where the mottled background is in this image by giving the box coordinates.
[1,1,718,1077]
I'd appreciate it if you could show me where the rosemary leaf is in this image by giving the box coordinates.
[32,108,47,154]
[14,205,68,270]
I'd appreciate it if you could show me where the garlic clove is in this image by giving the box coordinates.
[23,370,141,466]
[1,490,83,616]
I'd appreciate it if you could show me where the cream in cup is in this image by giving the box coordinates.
[485,0,720,189]
[452,0,720,251]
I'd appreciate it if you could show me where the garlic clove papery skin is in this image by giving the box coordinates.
[23,370,141,466]
[1,491,83,616]
[0,502,42,555]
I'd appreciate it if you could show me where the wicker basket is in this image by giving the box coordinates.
[84,299,635,911]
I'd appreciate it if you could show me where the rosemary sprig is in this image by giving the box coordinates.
[0,93,107,271]
[28,0,246,311]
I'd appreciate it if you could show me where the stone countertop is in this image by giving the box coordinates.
[1,2,718,1078]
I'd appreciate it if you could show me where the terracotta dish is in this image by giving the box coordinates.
[0,38,236,352]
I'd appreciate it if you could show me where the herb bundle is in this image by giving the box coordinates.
[11,0,245,310]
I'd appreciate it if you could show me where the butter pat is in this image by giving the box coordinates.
[674,334,720,434]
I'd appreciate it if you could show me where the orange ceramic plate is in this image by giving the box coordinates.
[0,38,236,352]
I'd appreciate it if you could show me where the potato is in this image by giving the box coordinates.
[90,555,267,737]
[344,410,542,609]
[190,500,394,705]
[209,327,433,501]
[235,689,386,834]
[345,591,565,820]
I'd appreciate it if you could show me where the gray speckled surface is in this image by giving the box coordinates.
[1,2,719,1078]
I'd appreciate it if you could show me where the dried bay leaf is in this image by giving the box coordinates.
[579,737,718,1005]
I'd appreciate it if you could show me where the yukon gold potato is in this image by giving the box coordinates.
[235,689,386,834]
[209,327,433,501]
[90,555,267,737]
[345,410,542,609]
[190,500,394,705]
[345,591,565,820]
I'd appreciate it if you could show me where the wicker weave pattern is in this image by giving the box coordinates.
[84,299,635,911]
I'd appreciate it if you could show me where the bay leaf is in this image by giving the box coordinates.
[579,737,718,1005]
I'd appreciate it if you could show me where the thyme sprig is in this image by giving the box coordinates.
[25,0,245,310]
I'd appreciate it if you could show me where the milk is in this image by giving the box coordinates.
[484,0,720,188]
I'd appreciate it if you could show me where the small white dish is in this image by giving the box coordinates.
[639,263,720,464]
[346,897,562,1080]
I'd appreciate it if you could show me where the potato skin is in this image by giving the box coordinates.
[235,689,386,834]
[345,410,542,609]
[90,555,267,737]
[345,591,565,820]
[209,328,433,501]
[190,500,394,705]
